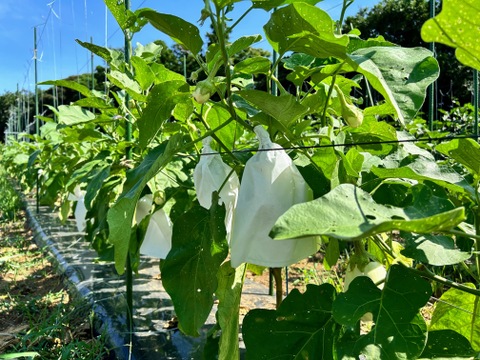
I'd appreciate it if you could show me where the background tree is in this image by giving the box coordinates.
[344,0,472,110]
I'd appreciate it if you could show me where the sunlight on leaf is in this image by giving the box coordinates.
[421,0,480,70]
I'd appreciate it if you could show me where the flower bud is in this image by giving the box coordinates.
[192,79,216,104]
[336,86,363,128]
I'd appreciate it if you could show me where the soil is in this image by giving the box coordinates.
[0,211,110,358]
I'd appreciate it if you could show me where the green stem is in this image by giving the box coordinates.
[411,264,480,296]
[475,178,480,282]
[272,267,283,309]
[337,0,354,35]
[321,75,337,128]
[229,6,253,31]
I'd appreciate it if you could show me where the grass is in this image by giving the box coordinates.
[0,167,111,360]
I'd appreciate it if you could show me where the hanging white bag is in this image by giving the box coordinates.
[134,194,173,259]
[193,136,239,242]
[230,126,317,268]
[140,208,172,259]
[68,186,87,233]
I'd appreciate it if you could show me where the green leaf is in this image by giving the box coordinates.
[436,138,480,176]
[131,56,155,90]
[213,0,241,7]
[53,105,95,125]
[401,232,471,266]
[107,70,145,101]
[324,238,339,270]
[421,0,480,71]
[243,284,337,359]
[0,352,40,359]
[74,97,113,110]
[371,155,475,198]
[137,81,190,148]
[349,46,439,125]
[141,10,203,55]
[85,165,111,210]
[234,56,271,75]
[203,103,242,150]
[228,35,262,57]
[271,183,465,241]
[161,203,228,337]
[264,3,349,58]
[346,117,398,155]
[107,135,182,274]
[252,0,322,12]
[216,262,246,360]
[238,90,309,127]
[430,284,480,351]
[418,330,476,359]
[76,40,124,70]
[40,79,93,97]
[104,0,128,30]
[150,63,186,84]
[333,265,430,359]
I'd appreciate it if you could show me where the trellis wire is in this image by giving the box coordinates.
[193,133,480,158]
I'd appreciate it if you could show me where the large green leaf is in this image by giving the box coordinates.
[203,103,242,150]
[131,56,155,91]
[436,138,480,176]
[371,155,475,198]
[104,0,128,31]
[430,284,480,351]
[40,79,93,98]
[271,184,465,241]
[107,70,145,102]
[252,0,322,12]
[51,105,95,126]
[421,0,480,71]
[141,10,203,55]
[401,232,471,266]
[243,284,338,359]
[228,35,263,57]
[107,135,182,274]
[216,262,246,360]
[333,265,431,359]
[238,90,309,127]
[161,203,228,337]
[137,81,190,149]
[234,56,271,75]
[263,3,349,58]
[76,40,124,70]
[418,330,476,359]
[349,46,439,125]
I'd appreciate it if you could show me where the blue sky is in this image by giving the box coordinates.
[0,0,380,94]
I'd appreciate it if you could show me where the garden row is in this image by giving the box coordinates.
[1,0,480,359]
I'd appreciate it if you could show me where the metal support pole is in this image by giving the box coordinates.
[124,0,134,343]
[475,70,479,139]
[34,27,39,136]
[427,0,436,130]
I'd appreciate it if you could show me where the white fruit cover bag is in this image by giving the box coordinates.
[68,186,87,233]
[193,136,239,242]
[135,195,172,259]
[230,126,317,268]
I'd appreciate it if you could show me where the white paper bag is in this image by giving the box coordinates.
[140,208,172,259]
[193,136,239,242]
[230,126,317,268]
[134,195,172,259]
[68,186,87,233]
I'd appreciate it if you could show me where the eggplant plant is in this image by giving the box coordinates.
[2,0,480,358]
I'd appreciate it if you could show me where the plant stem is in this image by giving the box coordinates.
[272,267,283,309]
[411,264,480,296]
